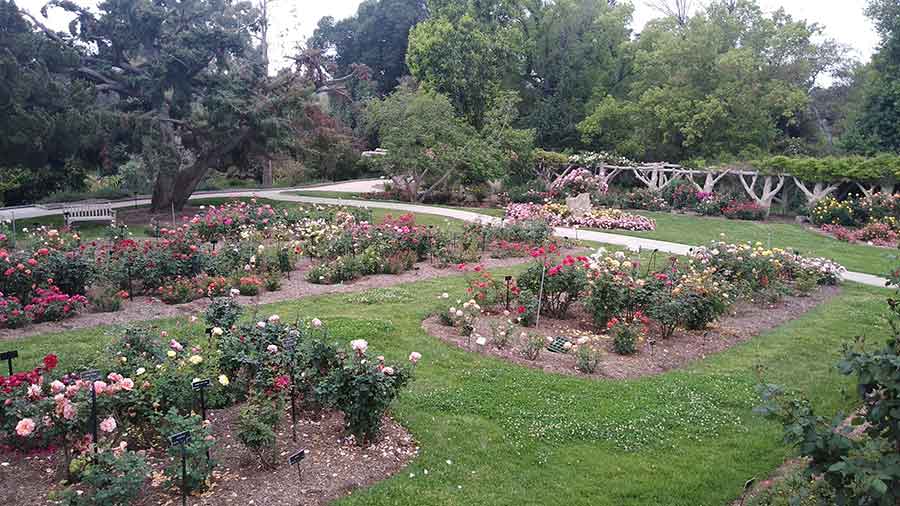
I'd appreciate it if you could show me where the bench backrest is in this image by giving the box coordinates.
[64,206,117,225]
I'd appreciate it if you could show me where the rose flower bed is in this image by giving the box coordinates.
[0,297,421,504]
[504,202,656,231]
[426,240,844,379]
[1,198,563,335]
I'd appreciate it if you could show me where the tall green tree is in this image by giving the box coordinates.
[310,0,428,94]
[0,0,100,204]
[518,0,633,149]
[844,0,900,154]
[578,0,843,162]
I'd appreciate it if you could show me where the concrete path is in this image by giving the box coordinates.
[0,181,889,288]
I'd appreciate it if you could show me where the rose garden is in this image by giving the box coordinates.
[4,0,900,504]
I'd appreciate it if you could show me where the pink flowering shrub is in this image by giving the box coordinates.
[505,203,656,231]
[822,222,898,246]
[25,286,88,323]
[0,291,29,328]
[549,168,608,197]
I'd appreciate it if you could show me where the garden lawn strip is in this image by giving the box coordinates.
[422,285,839,380]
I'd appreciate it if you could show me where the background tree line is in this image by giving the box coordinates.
[1,0,899,206]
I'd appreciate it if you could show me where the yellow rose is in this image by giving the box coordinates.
[166,350,176,358]
[189,355,203,365]
[218,375,229,386]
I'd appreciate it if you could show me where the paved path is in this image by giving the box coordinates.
[0,181,889,288]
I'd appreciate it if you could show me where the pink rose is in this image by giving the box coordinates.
[120,378,134,391]
[99,416,117,433]
[92,381,107,395]
[409,352,422,364]
[62,400,77,420]
[50,380,65,394]
[15,418,35,437]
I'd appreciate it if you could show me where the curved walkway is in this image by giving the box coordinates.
[0,180,889,288]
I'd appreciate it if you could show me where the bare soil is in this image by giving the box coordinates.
[1,407,417,506]
[423,286,840,380]
[0,254,547,341]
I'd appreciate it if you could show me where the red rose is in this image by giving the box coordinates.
[517,305,526,314]
[43,354,59,371]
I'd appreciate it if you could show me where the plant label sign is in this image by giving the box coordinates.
[81,369,102,382]
[283,337,297,351]
[191,378,212,391]
[0,350,18,361]
[288,449,307,466]
[169,431,192,446]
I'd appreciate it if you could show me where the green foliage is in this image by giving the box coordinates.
[237,393,284,469]
[320,349,412,444]
[58,449,149,506]
[755,269,900,505]
[204,297,244,330]
[578,1,843,161]
[517,261,588,319]
[162,409,215,494]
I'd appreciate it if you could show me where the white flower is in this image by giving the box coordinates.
[475,336,487,346]
[382,366,395,375]
[311,318,323,328]
[256,321,266,328]
[212,327,224,336]
[350,339,368,353]
[441,293,449,299]
[229,288,241,297]
[268,314,281,323]
[408,352,422,364]
[266,344,278,353]
[136,367,146,376]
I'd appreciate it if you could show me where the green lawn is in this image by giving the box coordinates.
[581,211,894,277]
[5,265,890,505]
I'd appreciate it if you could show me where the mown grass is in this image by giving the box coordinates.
[591,211,897,277]
[3,262,890,505]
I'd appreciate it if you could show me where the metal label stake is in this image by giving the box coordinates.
[169,431,192,506]
[0,350,18,376]
[288,449,307,506]
[81,369,101,453]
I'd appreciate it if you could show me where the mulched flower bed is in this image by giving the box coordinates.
[0,255,542,341]
[1,406,417,506]
[423,286,841,380]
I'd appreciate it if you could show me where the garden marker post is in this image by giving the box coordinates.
[284,335,298,442]
[169,431,192,506]
[536,263,546,327]
[0,350,17,375]
[504,276,512,310]
[82,369,101,453]
[191,379,212,465]
[288,449,307,505]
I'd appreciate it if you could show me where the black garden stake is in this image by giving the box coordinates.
[284,335,298,442]
[288,449,307,505]
[82,369,101,453]
[1,350,18,376]
[504,276,512,310]
[169,431,192,506]
[192,379,212,464]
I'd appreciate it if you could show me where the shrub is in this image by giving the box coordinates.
[515,289,540,327]
[575,343,602,374]
[319,342,416,444]
[162,409,215,494]
[722,201,766,220]
[517,257,589,318]
[520,332,544,361]
[608,314,648,355]
[237,275,262,295]
[157,277,203,305]
[237,392,284,469]
[490,315,516,349]
[57,449,149,506]
[624,188,669,211]
[0,292,29,328]
[810,196,855,226]
[86,285,126,313]
[25,287,88,323]
[204,297,243,329]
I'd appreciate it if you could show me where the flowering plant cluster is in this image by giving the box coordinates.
[504,203,656,231]
[811,193,900,230]
[549,168,609,197]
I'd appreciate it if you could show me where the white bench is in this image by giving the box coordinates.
[64,205,117,227]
